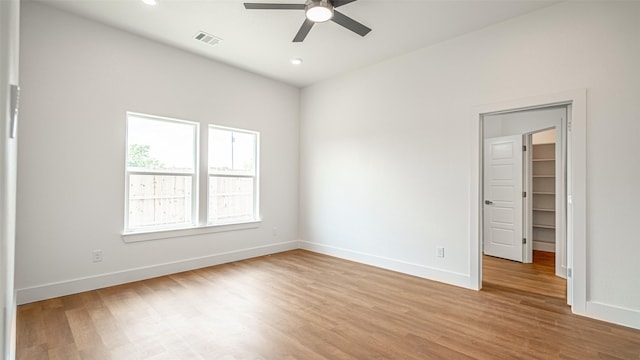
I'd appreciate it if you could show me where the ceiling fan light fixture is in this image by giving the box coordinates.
[305,0,333,23]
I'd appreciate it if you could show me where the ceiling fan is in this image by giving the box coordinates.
[243,0,372,42]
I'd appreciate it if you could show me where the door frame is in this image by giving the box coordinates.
[1,0,20,358]
[469,89,587,313]
[524,125,567,278]
[523,132,532,264]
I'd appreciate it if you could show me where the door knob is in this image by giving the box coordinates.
[485,200,493,205]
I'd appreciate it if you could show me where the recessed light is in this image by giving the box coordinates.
[141,0,158,6]
[290,58,303,65]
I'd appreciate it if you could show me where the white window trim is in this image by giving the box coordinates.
[121,220,261,243]
[207,124,260,226]
[123,113,261,241]
[124,112,200,234]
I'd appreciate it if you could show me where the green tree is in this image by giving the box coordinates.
[128,144,163,168]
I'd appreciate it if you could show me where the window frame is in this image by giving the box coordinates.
[207,124,260,226]
[122,113,261,241]
[124,112,200,233]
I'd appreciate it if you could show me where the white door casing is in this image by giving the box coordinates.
[483,135,524,262]
[471,90,586,321]
[1,0,20,358]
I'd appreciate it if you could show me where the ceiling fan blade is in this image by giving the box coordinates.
[331,0,358,8]
[331,10,371,37]
[244,3,305,10]
[293,19,315,42]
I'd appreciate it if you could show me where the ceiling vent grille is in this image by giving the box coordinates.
[194,31,223,46]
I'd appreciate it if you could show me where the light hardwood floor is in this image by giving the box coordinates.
[17,250,640,359]
[483,250,566,299]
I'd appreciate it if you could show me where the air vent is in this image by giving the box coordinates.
[194,31,223,46]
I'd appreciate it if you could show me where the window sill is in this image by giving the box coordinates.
[122,220,261,243]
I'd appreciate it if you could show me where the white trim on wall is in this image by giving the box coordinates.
[470,89,588,314]
[0,0,20,358]
[16,241,298,305]
[532,241,556,252]
[300,241,471,288]
[586,301,640,330]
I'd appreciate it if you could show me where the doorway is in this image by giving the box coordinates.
[528,128,566,276]
[470,89,587,313]
[481,106,568,300]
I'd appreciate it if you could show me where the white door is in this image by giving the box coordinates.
[483,135,524,262]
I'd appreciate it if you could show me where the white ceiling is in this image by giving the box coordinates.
[36,0,557,88]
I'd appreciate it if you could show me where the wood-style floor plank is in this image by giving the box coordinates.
[17,250,640,359]
[483,251,566,300]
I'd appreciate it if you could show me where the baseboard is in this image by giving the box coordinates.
[300,241,472,289]
[16,241,299,305]
[585,301,640,330]
[533,241,555,252]
[15,240,640,332]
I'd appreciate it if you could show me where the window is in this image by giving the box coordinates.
[125,113,198,232]
[208,126,259,224]
[124,113,259,235]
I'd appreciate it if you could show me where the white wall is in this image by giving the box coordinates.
[300,1,640,327]
[1,0,20,357]
[16,2,300,303]
[483,107,562,139]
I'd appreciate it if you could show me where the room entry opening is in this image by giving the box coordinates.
[480,105,569,301]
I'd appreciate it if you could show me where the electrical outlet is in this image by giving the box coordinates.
[436,247,445,258]
[272,227,278,236]
[92,250,103,263]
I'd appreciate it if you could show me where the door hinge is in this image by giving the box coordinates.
[523,238,527,244]
[523,191,527,198]
[522,145,527,151]
[10,84,19,139]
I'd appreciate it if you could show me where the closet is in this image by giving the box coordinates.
[531,131,556,252]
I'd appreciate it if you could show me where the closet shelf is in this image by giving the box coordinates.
[533,238,555,243]
[533,224,555,229]
[532,142,556,245]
